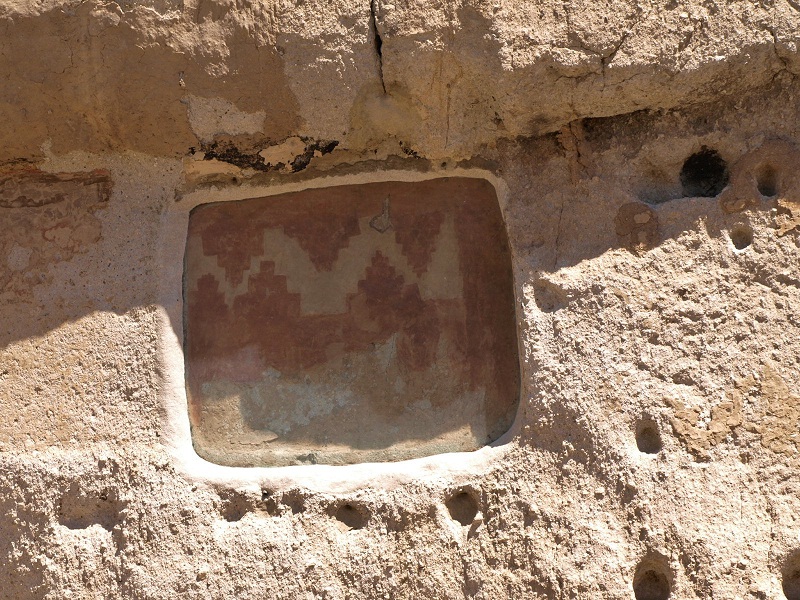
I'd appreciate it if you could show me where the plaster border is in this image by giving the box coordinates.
[156,167,526,493]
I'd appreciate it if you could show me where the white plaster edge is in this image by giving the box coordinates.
[156,167,527,494]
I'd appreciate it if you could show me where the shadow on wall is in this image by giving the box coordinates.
[0,136,793,354]
[529,137,798,315]
[2,130,797,462]
[1,135,793,328]
[512,130,800,471]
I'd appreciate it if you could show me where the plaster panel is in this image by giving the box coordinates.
[183,178,519,467]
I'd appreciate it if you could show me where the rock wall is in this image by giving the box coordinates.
[3,0,800,598]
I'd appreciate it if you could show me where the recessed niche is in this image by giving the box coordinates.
[680,147,729,198]
[633,560,671,600]
[183,178,520,467]
[783,551,800,600]
[729,224,753,250]
[445,490,479,526]
[334,503,367,530]
[756,164,778,198]
[636,419,662,455]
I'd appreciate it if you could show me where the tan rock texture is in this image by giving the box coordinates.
[4,0,800,598]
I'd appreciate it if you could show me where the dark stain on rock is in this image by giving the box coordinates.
[0,168,111,209]
[200,138,338,173]
[290,139,339,172]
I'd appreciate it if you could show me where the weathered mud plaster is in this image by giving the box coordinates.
[3,0,800,162]
[6,0,800,597]
[7,92,800,597]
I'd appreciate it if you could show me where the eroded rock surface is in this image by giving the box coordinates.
[2,0,800,162]
[4,1,800,599]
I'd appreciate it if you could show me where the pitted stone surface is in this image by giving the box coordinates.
[5,1,800,599]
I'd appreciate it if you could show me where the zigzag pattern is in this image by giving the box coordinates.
[186,213,463,315]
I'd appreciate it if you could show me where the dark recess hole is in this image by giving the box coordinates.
[786,571,800,600]
[633,565,671,600]
[757,164,778,197]
[730,224,753,250]
[335,504,366,530]
[636,421,662,454]
[59,486,120,530]
[783,553,800,600]
[373,21,383,58]
[445,491,478,526]
[680,147,729,197]
[281,491,305,515]
[219,491,252,522]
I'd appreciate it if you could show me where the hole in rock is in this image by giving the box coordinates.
[633,563,671,600]
[533,278,568,312]
[783,552,800,600]
[636,420,662,454]
[334,503,366,530]
[183,178,520,467]
[281,491,305,514]
[59,485,120,530]
[730,224,753,250]
[757,164,778,197]
[680,147,729,198]
[219,490,253,522]
[445,490,479,526]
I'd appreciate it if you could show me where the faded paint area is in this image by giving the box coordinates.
[184,178,519,466]
[750,364,800,460]
[614,202,658,252]
[0,168,111,305]
[668,363,800,461]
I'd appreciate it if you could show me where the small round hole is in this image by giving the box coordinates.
[218,490,254,522]
[334,503,366,530]
[680,147,729,197]
[633,563,671,600]
[445,491,479,526]
[636,421,662,454]
[730,224,753,250]
[757,164,778,197]
[783,552,800,600]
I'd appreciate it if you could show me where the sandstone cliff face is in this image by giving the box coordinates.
[3,1,800,598]
[2,0,799,161]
